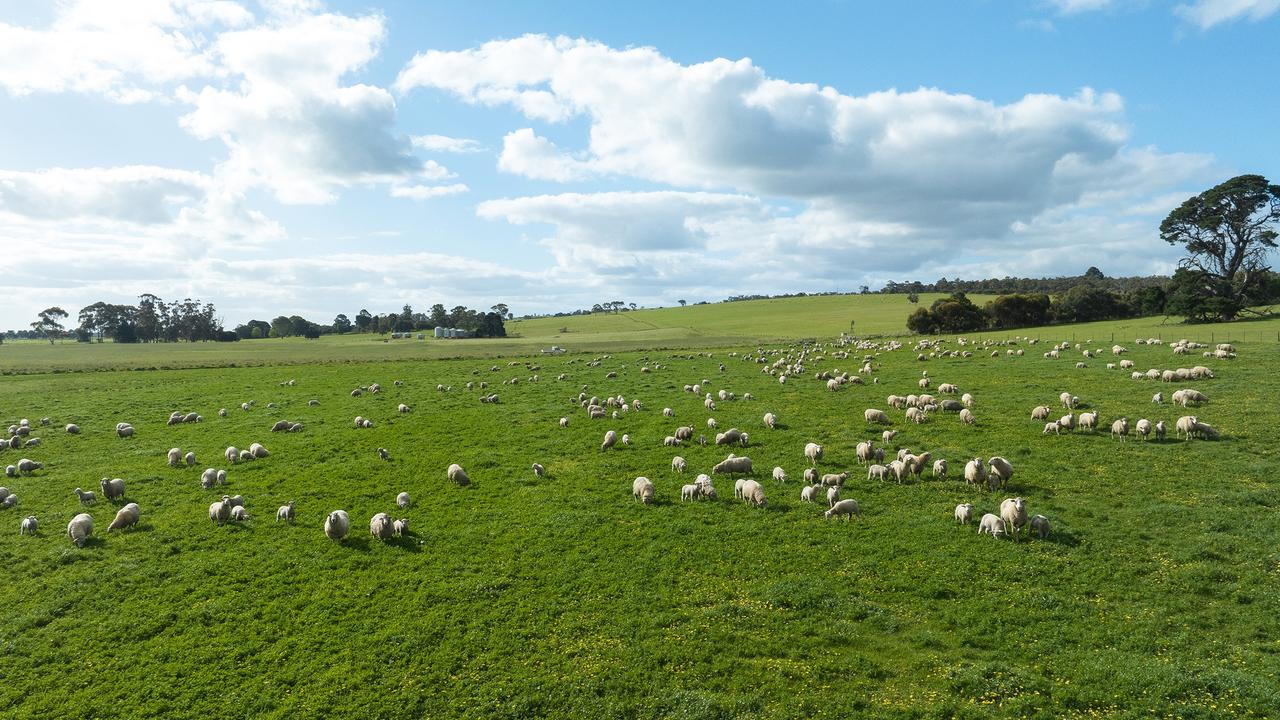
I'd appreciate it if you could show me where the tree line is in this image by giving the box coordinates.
[233,303,508,339]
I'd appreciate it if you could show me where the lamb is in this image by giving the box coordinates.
[977,513,1006,538]
[20,515,37,535]
[1155,420,1167,441]
[867,464,889,482]
[800,485,818,503]
[378,448,390,461]
[184,452,196,466]
[239,450,254,463]
[663,436,681,447]
[954,503,974,525]
[632,477,655,504]
[882,430,897,444]
[964,458,987,487]
[559,417,569,428]
[1000,497,1028,540]
[959,408,975,425]
[324,510,350,540]
[1030,514,1051,539]
[219,408,228,417]
[200,469,218,489]
[67,513,94,547]
[772,466,786,482]
[826,486,841,507]
[1059,392,1075,408]
[209,497,232,525]
[165,448,182,466]
[370,513,394,540]
[712,455,753,475]
[763,412,777,429]
[3,466,13,478]
[216,470,227,485]
[820,472,849,487]
[601,430,618,451]
[741,480,767,508]
[961,393,975,408]
[271,420,291,432]
[448,463,471,486]
[398,404,411,413]
[65,423,80,434]
[276,501,295,523]
[74,487,97,504]
[393,518,408,537]
[396,492,411,509]
[108,503,141,532]
[987,457,1014,489]
[804,442,824,466]
[804,467,818,484]
[1152,392,1163,404]
[824,499,861,521]
[714,428,743,445]
[680,484,700,501]
[100,477,125,502]
[672,456,687,474]
[1110,418,1130,441]
[1043,421,1060,435]
[864,409,890,424]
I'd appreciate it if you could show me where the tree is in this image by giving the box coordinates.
[907,292,920,304]
[31,307,69,344]
[332,314,352,334]
[399,304,414,331]
[491,303,509,320]
[1084,266,1105,281]
[985,293,1051,329]
[1053,285,1132,324]
[429,304,447,327]
[355,309,373,332]
[1160,174,1280,321]
[906,307,938,334]
[270,316,293,338]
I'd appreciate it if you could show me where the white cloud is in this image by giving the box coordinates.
[497,129,597,181]
[1047,0,1113,14]
[410,134,486,153]
[389,183,469,200]
[1176,0,1280,27]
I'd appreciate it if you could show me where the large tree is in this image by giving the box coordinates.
[31,307,69,344]
[1160,174,1280,320]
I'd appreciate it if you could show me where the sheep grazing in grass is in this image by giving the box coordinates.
[393,518,408,537]
[1059,392,1076,409]
[959,408,975,425]
[672,456,687,474]
[1155,420,1167,441]
[17,458,42,474]
[239,450,254,463]
[622,434,631,445]
[714,428,743,445]
[100,477,125,502]
[1057,413,1076,432]
[74,487,97,504]
[276,501,295,523]
[225,446,239,464]
[218,408,228,417]
[864,409,890,424]
[65,423,80,435]
[1000,498,1028,540]
[713,455,753,475]
[378,448,390,461]
[964,459,987,487]
[209,497,231,525]
[882,430,897,445]
[396,492,411,509]
[226,495,245,508]
[825,499,860,521]
[2,494,16,508]
[67,513,93,547]
[184,452,196,467]
[826,486,840,507]
[1111,418,1130,441]
[448,463,471,486]
[108,503,141,532]
[532,463,546,477]
[216,470,227,485]
[1173,389,1208,407]
[867,464,889,482]
[804,442,824,466]
[1030,514,1051,539]
[250,443,269,459]
[601,430,618,452]
[20,515,38,535]
[977,513,1006,538]
[1152,392,1163,405]
[933,459,948,479]
[821,472,848,487]
[559,417,569,428]
[271,420,291,433]
[741,480,767,508]
[954,503,974,525]
[324,510,350,540]
[370,513,394,540]
[856,441,873,465]
[680,483,700,501]
[632,477,655,505]
[987,457,1014,489]
[3,466,14,478]
[398,404,411,413]
[763,412,777,429]
[800,485,818,503]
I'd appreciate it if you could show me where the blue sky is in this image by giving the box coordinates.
[0,0,1276,329]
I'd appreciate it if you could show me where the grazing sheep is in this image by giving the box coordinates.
[821,472,849,487]
[16,458,42,474]
[601,430,618,452]
[393,518,408,537]
[987,457,1014,489]
[713,455,753,475]
[773,466,787,482]
[324,510,350,540]
[65,423,80,434]
[714,428,743,445]
[225,446,239,464]
[804,442,824,466]
[216,470,227,485]
[239,450,254,463]
[961,393,975,408]
[559,417,569,428]
[825,499,861,521]
[108,503,141,531]
[448,463,471,486]
[3,466,13,478]
[219,408,228,417]
[208,497,231,525]
[954,503,974,525]
[826,486,840,507]
[1174,389,1208,407]
[250,443,269,459]
[933,459,948,479]
[67,513,93,547]
[100,477,125,502]
[632,477,655,504]
[680,483,700,501]
[1152,392,1163,404]
[1030,514,1051,539]
[398,404,410,413]
[800,485,818,503]
[117,425,134,438]
[1155,420,1167,441]
[622,434,631,445]
[963,458,987,487]
[864,409,890,424]
[867,464,889,482]
[741,480,767,508]
[226,495,245,508]
[803,467,818,484]
[1059,392,1075,408]
[1110,418,1130,441]
[977,513,1006,538]
[763,412,777,429]
[396,492,411,509]
[370,513,394,540]
[532,463,545,477]
[1000,497,1028,540]
[74,487,97,504]
[378,447,390,461]
[663,436,681,447]
[672,456,687,474]
[959,408,975,425]
[20,515,37,535]
[271,420,290,432]
[1,494,15,508]
[276,501,295,523]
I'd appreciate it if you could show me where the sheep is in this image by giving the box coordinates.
[963,458,987,487]
[707,417,718,429]
[714,428,743,445]
[821,472,849,487]
[856,441,874,465]
[1190,419,1220,440]
[393,518,408,537]
[864,409,890,424]
[961,393,975,408]
[803,467,819,484]
[559,417,569,428]
[324,510,350,540]
[17,458,42,474]
[763,412,777,429]
[448,463,471,486]
[804,442,824,466]
[959,408,975,425]
[117,425,134,438]
[1152,392,1164,404]
[1058,413,1076,432]
[675,426,694,441]
[938,383,958,394]
[225,446,239,464]
[378,447,390,461]
[3,466,13,478]
[108,503,141,532]
[1176,415,1198,440]
[65,423,80,434]
[531,463,546,478]
[67,513,93,547]
[1110,418,1130,441]
[209,496,231,525]
[1078,411,1098,432]
[987,457,1014,489]
[1,494,15,508]
[250,443,269,459]
[396,492,411,509]
[741,480,767,508]
[867,464,889,482]
[226,495,245,508]
[74,487,97,504]
[826,485,841,507]
[1043,421,1060,435]
[663,436,681,447]
[932,459,948,480]
[20,515,37,535]
[1000,497,1028,540]
[271,420,291,433]
[773,466,787,483]
[1174,389,1208,407]
[216,469,227,485]
[977,513,1006,538]
[819,498,860,521]
[882,430,898,445]
[1155,420,1167,441]
[886,459,909,484]
[276,501,295,523]
[671,456,687,474]
[1030,514,1051,540]
[308,400,320,407]
[1059,392,1075,408]
[632,477,655,504]
[680,484,700,501]
[800,485,818,503]
[100,477,125,502]
[398,403,411,413]
[954,503,974,525]
[713,455,753,475]
[239,450,254,463]
[1135,418,1152,440]
[370,512,394,540]
[219,408,228,417]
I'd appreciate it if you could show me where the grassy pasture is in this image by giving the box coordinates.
[1,328,1279,718]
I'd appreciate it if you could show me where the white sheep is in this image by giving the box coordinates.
[100,477,125,502]
[398,403,410,413]
[17,458,42,474]
[559,417,569,428]
[671,456,686,474]
[250,442,269,459]
[448,463,471,486]
[601,430,618,452]
[961,393,975,408]
[933,459,948,479]
[959,408,975,425]
[324,510,350,540]
[209,496,231,525]
[987,457,1014,489]
[964,458,987,487]
[396,492,411,509]
[117,425,134,438]
[1043,421,1060,435]
[867,464,889,482]
[763,412,777,429]
[532,463,545,477]
[225,446,239,464]
[1030,514,1051,539]
[954,503,973,524]
[977,513,1006,538]
[67,513,94,547]
[770,466,786,483]
[1110,418,1130,441]
[3,466,14,478]
[632,477,655,505]
[393,518,408,537]
[65,423,80,434]
[1155,420,1167,441]
[107,502,141,532]
[864,409,890,424]
[20,515,38,535]
[74,487,97,504]
[276,501,295,523]
[1000,497,1028,540]
[370,512,393,540]
[800,485,818,503]
[1031,406,1050,420]
[825,499,861,521]
[741,480,767,508]
[804,442,824,466]
[216,469,227,485]
[680,484,700,501]
[826,486,840,507]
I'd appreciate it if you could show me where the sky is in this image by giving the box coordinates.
[0,0,1277,330]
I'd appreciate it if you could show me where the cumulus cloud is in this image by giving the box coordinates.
[1176,0,1280,27]
[410,134,486,153]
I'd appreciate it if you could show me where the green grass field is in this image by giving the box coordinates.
[2,296,1279,718]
